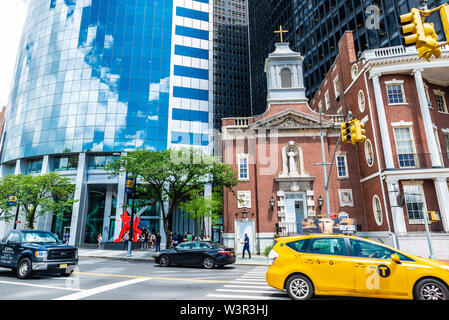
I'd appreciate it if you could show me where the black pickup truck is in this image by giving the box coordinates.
[0,230,78,279]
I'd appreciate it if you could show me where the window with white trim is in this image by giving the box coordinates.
[336,154,348,178]
[386,84,405,104]
[444,133,449,159]
[325,90,330,110]
[334,76,341,98]
[372,195,383,226]
[434,128,444,165]
[434,91,448,113]
[365,139,374,167]
[425,85,432,108]
[237,154,249,180]
[393,127,417,168]
[403,184,427,224]
[358,90,365,113]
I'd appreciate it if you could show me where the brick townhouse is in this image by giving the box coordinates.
[221,31,449,258]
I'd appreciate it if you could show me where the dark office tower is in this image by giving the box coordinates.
[213,0,251,130]
[248,0,447,113]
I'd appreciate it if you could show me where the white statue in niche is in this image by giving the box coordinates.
[287,147,299,176]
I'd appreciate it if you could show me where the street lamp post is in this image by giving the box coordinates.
[125,173,137,257]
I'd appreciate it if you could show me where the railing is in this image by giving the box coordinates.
[275,222,302,237]
[393,153,449,170]
[362,44,449,61]
[233,118,250,127]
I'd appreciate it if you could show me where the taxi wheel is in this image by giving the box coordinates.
[414,278,449,300]
[286,275,314,300]
[159,255,170,267]
[17,257,32,279]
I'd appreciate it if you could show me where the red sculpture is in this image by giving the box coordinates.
[114,211,142,242]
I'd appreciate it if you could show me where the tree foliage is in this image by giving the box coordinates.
[106,148,238,246]
[0,172,77,229]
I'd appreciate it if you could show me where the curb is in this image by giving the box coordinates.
[78,254,270,266]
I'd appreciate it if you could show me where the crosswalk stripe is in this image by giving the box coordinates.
[207,294,289,300]
[223,285,273,289]
[217,289,280,294]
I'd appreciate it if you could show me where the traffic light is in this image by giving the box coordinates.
[440,4,449,43]
[341,122,352,144]
[418,22,442,61]
[399,7,443,61]
[354,120,367,143]
[400,8,425,47]
[428,211,440,223]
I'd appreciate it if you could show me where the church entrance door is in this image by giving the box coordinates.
[284,192,306,235]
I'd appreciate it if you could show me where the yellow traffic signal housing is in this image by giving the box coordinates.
[354,120,367,143]
[419,22,442,61]
[428,211,440,222]
[349,123,357,145]
[440,4,449,43]
[400,8,425,46]
[341,122,352,144]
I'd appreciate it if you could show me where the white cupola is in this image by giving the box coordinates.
[264,42,308,105]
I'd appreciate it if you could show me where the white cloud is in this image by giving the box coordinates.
[0,0,28,107]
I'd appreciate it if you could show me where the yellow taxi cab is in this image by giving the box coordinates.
[266,234,449,300]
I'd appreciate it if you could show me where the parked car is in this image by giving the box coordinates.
[155,241,236,269]
[0,230,78,279]
[266,234,449,300]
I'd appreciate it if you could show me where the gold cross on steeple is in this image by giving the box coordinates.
[274,25,288,43]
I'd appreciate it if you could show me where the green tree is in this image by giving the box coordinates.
[0,172,77,230]
[179,189,223,237]
[105,148,238,248]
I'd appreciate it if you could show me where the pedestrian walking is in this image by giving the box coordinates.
[144,230,149,249]
[150,233,155,248]
[187,232,193,242]
[241,233,251,259]
[63,231,70,244]
[97,233,103,249]
[172,232,179,247]
[183,232,188,242]
[155,232,161,252]
[123,231,129,250]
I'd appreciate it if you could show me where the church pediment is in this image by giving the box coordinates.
[249,109,333,130]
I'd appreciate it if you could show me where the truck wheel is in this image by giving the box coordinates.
[17,258,32,279]
[60,270,73,277]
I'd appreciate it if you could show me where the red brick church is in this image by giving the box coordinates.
[221,32,449,259]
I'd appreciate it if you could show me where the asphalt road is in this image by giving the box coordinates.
[0,257,289,301]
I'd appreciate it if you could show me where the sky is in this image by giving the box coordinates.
[0,0,28,107]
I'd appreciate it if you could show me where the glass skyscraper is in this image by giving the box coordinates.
[248,0,447,114]
[0,0,214,245]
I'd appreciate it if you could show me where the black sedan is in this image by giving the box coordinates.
[155,241,236,269]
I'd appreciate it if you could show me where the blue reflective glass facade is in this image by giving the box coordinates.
[2,0,177,162]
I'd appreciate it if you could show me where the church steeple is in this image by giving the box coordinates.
[264,42,308,106]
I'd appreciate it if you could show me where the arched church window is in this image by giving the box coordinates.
[281,68,292,88]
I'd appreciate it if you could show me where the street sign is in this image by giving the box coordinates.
[7,195,18,206]
[125,178,135,195]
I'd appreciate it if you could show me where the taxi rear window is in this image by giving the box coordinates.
[286,239,308,252]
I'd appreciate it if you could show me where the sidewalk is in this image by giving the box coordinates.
[77,247,449,266]
[77,247,271,266]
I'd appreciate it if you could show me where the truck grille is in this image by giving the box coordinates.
[48,249,76,260]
